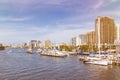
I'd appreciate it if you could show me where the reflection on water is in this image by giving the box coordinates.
[0,48,120,80]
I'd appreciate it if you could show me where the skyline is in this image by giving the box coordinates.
[0,0,120,45]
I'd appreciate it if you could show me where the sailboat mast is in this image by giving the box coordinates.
[98,18,101,54]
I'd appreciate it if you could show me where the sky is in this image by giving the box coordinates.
[0,0,120,45]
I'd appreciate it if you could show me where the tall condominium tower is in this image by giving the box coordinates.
[95,16,115,46]
[115,24,120,40]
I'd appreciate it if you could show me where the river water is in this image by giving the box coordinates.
[0,48,119,80]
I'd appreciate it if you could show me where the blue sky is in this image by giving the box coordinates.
[0,0,120,45]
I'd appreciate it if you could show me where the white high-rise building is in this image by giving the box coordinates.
[79,34,86,45]
[76,36,81,46]
[71,34,86,46]
[75,34,86,46]
[71,37,76,46]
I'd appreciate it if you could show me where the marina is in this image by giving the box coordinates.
[79,54,120,66]
[0,0,120,80]
[0,48,120,80]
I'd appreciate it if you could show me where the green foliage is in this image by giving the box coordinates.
[59,45,72,51]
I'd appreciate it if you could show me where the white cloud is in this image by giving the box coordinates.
[93,0,104,9]
[3,0,65,7]
[92,0,119,10]
[0,22,94,45]
[0,16,32,21]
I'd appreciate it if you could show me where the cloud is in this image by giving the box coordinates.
[0,16,32,22]
[0,22,94,45]
[93,0,104,9]
[3,0,65,8]
[92,0,119,10]
[0,0,120,45]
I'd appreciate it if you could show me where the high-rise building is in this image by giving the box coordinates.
[86,31,95,46]
[45,40,52,48]
[29,40,41,48]
[115,24,120,40]
[71,37,76,46]
[95,16,115,47]
[78,34,86,45]
[114,25,120,54]
[76,36,80,46]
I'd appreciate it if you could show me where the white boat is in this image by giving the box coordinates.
[40,49,68,57]
[36,48,42,53]
[84,55,110,66]
[26,48,32,54]
[92,59,109,66]
[84,18,110,66]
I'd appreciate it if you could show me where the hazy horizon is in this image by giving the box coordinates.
[0,0,120,45]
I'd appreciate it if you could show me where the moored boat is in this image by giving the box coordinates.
[40,49,68,57]
[26,48,32,54]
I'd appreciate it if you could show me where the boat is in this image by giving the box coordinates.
[40,49,68,57]
[36,48,42,53]
[83,54,110,66]
[26,48,32,54]
[83,18,110,66]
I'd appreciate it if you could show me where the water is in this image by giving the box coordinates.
[0,48,120,80]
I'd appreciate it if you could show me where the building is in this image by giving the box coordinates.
[71,37,76,46]
[45,40,52,48]
[76,36,80,46]
[114,25,120,54]
[114,40,120,54]
[71,34,86,46]
[79,34,86,45]
[86,31,95,46]
[29,40,41,48]
[115,24,120,40]
[76,34,87,46]
[95,16,115,47]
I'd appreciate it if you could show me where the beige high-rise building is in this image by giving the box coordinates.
[115,24,120,40]
[45,40,52,48]
[86,31,95,46]
[95,16,115,47]
[114,25,120,54]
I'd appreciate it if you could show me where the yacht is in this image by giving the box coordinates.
[26,48,32,54]
[83,18,110,66]
[40,49,68,57]
[36,48,42,53]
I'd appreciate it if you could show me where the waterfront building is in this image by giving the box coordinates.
[76,36,81,46]
[114,40,120,54]
[115,25,120,54]
[45,40,52,48]
[78,34,86,45]
[29,40,41,48]
[86,31,95,46]
[76,34,86,46]
[115,24,120,40]
[95,16,115,47]
[71,37,76,46]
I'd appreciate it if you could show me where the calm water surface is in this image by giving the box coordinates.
[0,48,120,80]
